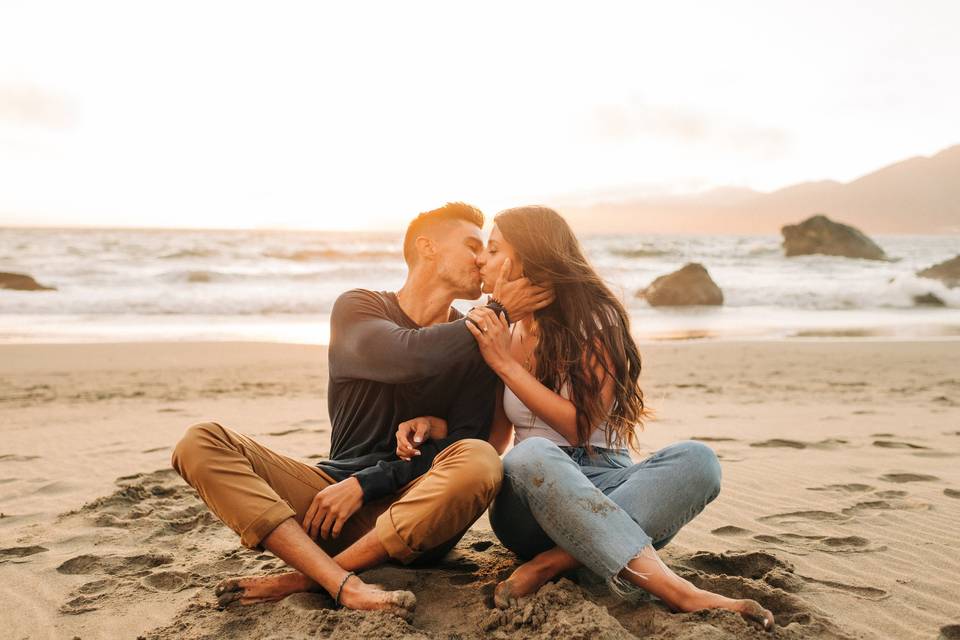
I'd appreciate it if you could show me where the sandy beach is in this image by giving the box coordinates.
[2,339,959,639]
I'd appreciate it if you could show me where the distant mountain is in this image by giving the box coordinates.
[557,144,960,234]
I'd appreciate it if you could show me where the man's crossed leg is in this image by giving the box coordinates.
[171,422,501,613]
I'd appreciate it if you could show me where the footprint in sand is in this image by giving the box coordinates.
[873,490,908,499]
[684,550,792,580]
[807,483,874,493]
[944,489,960,499]
[142,570,192,592]
[880,473,939,483]
[754,533,884,555]
[758,510,849,525]
[0,545,48,561]
[750,439,806,449]
[692,436,739,443]
[60,593,105,615]
[76,578,117,595]
[141,446,168,453]
[265,427,306,436]
[711,525,751,537]
[750,438,848,450]
[57,552,173,576]
[841,499,930,516]
[799,576,889,600]
[872,440,928,449]
[0,454,41,462]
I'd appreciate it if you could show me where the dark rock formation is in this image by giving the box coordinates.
[0,272,56,291]
[781,214,886,260]
[639,263,724,307]
[917,255,960,288]
[913,293,946,307]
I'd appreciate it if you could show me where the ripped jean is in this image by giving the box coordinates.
[489,437,722,593]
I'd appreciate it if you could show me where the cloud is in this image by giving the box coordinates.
[0,85,74,128]
[590,99,788,157]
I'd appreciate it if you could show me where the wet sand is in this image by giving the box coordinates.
[1,340,959,639]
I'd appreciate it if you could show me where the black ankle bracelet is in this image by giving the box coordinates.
[335,571,356,608]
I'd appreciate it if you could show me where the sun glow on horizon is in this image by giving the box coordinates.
[2,1,959,231]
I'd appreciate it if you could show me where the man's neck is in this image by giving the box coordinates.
[396,271,456,327]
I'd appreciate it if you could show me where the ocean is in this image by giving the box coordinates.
[1,227,958,343]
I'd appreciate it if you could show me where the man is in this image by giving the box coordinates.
[171,202,552,617]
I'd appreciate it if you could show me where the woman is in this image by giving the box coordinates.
[464,206,773,630]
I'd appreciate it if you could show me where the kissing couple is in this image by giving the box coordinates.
[171,203,774,630]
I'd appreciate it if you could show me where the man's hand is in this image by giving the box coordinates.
[302,477,363,540]
[492,258,554,321]
[396,416,448,461]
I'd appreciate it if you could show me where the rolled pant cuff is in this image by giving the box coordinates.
[374,509,418,564]
[239,500,297,549]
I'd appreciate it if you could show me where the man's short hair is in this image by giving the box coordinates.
[403,202,484,266]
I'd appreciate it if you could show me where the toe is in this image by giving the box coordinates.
[217,589,243,608]
[493,581,513,609]
[741,600,775,631]
[214,578,241,596]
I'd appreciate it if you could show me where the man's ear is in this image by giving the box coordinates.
[414,235,436,262]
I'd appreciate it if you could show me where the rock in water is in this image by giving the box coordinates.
[913,293,946,307]
[0,272,56,291]
[917,255,960,288]
[781,214,886,260]
[641,263,724,307]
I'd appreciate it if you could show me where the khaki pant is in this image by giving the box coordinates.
[171,422,502,563]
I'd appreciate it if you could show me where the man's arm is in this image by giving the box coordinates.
[330,290,478,385]
[330,281,552,385]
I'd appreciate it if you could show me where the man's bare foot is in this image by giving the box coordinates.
[216,572,416,619]
[216,571,315,606]
[337,575,417,620]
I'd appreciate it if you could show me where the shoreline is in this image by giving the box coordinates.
[1,313,959,345]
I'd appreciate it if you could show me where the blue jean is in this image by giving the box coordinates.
[489,437,721,591]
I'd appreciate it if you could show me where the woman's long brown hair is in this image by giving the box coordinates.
[496,206,648,451]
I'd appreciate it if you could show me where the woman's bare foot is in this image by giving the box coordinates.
[494,547,580,608]
[620,545,775,632]
[216,570,316,606]
[734,598,775,632]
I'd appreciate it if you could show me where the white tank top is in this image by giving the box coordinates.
[502,383,611,448]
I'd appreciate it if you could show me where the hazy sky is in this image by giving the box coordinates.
[2,1,959,230]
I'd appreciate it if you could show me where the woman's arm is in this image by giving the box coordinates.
[466,308,614,446]
[487,381,514,455]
